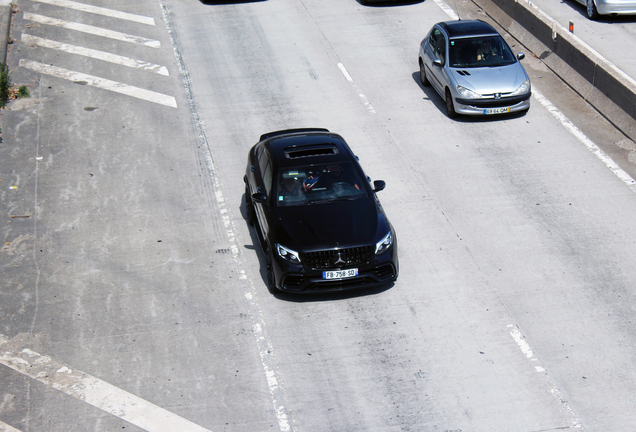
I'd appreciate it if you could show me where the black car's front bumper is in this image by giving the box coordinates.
[270,245,398,293]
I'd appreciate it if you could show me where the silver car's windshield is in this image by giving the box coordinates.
[276,162,368,207]
[449,36,517,68]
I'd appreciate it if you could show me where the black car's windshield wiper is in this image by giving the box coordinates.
[308,197,355,204]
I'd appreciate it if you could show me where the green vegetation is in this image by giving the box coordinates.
[17,85,30,99]
[0,63,9,107]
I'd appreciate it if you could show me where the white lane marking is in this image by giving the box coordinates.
[21,33,169,76]
[337,62,376,114]
[434,0,459,20]
[23,12,161,48]
[31,0,155,25]
[159,2,293,430]
[19,59,177,108]
[0,420,22,432]
[0,334,212,432]
[532,88,636,192]
[508,325,585,430]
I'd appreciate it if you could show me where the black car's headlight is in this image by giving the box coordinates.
[510,80,530,96]
[276,243,301,264]
[375,232,393,255]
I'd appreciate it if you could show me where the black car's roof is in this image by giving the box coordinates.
[260,129,354,168]
[439,20,499,39]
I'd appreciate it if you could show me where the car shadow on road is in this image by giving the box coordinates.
[200,0,265,4]
[358,0,424,7]
[411,72,529,123]
[239,194,394,302]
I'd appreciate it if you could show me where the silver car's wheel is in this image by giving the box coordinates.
[419,60,430,87]
[587,0,599,19]
[445,89,457,119]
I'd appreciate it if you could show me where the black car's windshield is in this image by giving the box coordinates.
[449,36,516,68]
[276,162,368,207]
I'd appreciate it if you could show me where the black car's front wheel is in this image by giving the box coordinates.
[265,253,277,293]
[245,188,256,226]
[419,60,430,87]
[445,89,457,119]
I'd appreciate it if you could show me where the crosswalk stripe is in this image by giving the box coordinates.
[32,0,155,25]
[0,334,211,432]
[23,12,161,48]
[20,59,177,108]
[21,34,169,76]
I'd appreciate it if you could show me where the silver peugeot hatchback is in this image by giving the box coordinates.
[418,20,531,118]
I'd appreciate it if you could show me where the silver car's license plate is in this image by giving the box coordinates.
[484,107,511,115]
[323,269,358,280]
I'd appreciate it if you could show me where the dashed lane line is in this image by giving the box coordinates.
[0,334,211,432]
[31,0,155,25]
[23,12,161,48]
[508,325,585,430]
[532,88,636,192]
[21,33,169,76]
[19,59,177,108]
[159,2,293,430]
[337,62,376,114]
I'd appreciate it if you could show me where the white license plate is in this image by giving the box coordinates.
[323,269,358,280]
[484,107,511,115]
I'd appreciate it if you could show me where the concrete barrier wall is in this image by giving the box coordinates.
[484,0,636,127]
[0,0,12,65]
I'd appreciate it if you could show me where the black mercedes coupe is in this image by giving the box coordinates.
[244,128,398,293]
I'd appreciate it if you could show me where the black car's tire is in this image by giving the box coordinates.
[245,189,256,226]
[587,0,599,19]
[445,89,457,119]
[419,60,430,87]
[266,255,277,293]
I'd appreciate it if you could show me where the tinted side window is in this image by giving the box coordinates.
[428,28,439,51]
[257,147,273,196]
[435,32,446,64]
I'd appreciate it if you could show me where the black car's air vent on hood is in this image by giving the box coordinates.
[284,145,339,159]
[456,70,471,76]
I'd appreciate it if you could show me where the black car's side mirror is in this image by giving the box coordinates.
[373,180,386,193]
[252,193,267,203]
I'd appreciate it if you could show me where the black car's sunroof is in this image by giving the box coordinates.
[284,145,338,159]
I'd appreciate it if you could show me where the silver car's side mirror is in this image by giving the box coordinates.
[433,59,443,67]
[517,52,525,60]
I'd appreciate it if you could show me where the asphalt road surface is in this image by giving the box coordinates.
[2,0,636,431]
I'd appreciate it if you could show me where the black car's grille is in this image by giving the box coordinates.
[302,246,374,270]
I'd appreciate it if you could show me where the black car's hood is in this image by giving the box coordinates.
[273,197,382,250]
